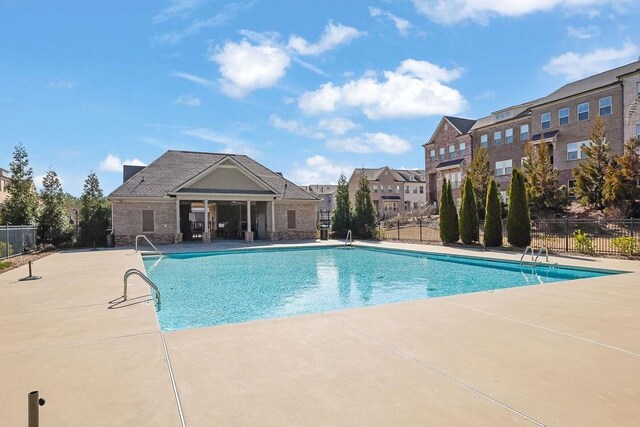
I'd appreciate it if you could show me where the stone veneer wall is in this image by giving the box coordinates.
[271,201,318,240]
[112,200,179,246]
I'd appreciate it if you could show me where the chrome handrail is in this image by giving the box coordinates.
[123,268,161,311]
[135,234,162,255]
[345,230,352,246]
[520,246,534,264]
[534,246,549,264]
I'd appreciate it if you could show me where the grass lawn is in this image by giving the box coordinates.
[0,260,12,271]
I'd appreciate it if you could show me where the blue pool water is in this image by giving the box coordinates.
[143,246,616,331]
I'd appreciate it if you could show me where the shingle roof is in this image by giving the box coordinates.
[444,116,476,134]
[353,167,424,182]
[108,150,318,201]
[535,61,640,107]
[436,158,465,169]
[531,130,559,141]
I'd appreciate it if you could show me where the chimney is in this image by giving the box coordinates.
[123,165,146,183]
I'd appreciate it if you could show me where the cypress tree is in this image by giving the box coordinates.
[352,170,376,239]
[439,178,458,243]
[458,176,479,244]
[466,145,493,219]
[506,169,531,247]
[573,118,612,209]
[79,172,110,246]
[331,172,351,236]
[483,178,503,247]
[39,169,70,245]
[0,144,39,225]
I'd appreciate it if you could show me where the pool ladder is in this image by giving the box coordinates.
[520,246,552,271]
[123,268,161,311]
[135,234,162,256]
[345,230,353,246]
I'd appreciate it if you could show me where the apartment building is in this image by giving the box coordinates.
[0,168,10,205]
[347,167,425,219]
[425,60,640,206]
[301,184,337,216]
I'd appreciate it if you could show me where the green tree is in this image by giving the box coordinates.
[439,178,459,243]
[573,118,612,209]
[506,169,531,247]
[522,141,569,217]
[331,172,351,236]
[604,137,640,217]
[79,172,110,246]
[458,176,479,244]
[0,144,39,225]
[465,145,493,219]
[352,170,376,238]
[38,169,70,245]
[483,178,503,247]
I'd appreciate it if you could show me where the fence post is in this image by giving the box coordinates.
[631,217,635,238]
[419,218,423,242]
[4,224,8,258]
[397,219,400,240]
[565,217,569,252]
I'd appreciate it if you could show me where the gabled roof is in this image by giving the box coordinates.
[436,158,465,169]
[108,150,318,201]
[535,61,640,107]
[352,167,424,183]
[424,116,476,146]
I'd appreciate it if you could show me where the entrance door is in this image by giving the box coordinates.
[257,213,266,240]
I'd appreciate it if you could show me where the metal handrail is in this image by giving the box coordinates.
[520,246,534,264]
[534,246,549,264]
[123,268,161,311]
[135,234,162,255]
[345,230,352,246]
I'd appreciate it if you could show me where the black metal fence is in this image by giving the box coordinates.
[378,218,639,257]
[1,225,38,259]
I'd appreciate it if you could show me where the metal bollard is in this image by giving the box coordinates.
[19,261,42,282]
[28,391,45,427]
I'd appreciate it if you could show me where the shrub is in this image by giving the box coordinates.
[458,176,479,244]
[506,169,531,247]
[574,229,594,254]
[0,242,14,257]
[611,236,638,257]
[483,178,503,247]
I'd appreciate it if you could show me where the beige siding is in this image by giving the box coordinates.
[191,166,266,191]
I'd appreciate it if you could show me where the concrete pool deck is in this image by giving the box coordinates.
[0,240,638,425]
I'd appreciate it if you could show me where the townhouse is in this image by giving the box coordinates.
[425,60,640,206]
[347,167,426,219]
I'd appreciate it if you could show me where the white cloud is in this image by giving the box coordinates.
[153,0,203,24]
[99,154,146,173]
[49,80,75,89]
[287,155,353,185]
[269,114,324,139]
[182,128,259,156]
[288,22,365,56]
[325,132,411,154]
[369,7,413,37]
[298,59,466,119]
[566,25,600,39]
[542,41,640,81]
[474,90,496,101]
[411,0,629,24]
[175,94,202,106]
[317,117,360,135]
[172,71,216,89]
[210,37,290,98]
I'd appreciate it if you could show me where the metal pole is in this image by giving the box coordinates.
[419,219,423,242]
[28,390,45,427]
[4,223,8,258]
[397,219,400,240]
[565,217,569,252]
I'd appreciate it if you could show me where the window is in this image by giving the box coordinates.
[505,128,513,144]
[567,141,590,160]
[636,123,640,138]
[558,107,569,126]
[578,102,589,122]
[541,112,551,129]
[494,130,502,146]
[373,185,378,193]
[142,210,154,233]
[430,149,436,162]
[413,186,418,194]
[637,82,640,97]
[388,185,393,193]
[405,186,409,193]
[495,159,513,176]
[444,171,462,189]
[396,185,400,193]
[413,202,419,209]
[459,142,466,156]
[500,191,508,204]
[495,111,513,121]
[481,134,488,148]
[384,202,398,212]
[419,186,424,194]
[287,210,296,229]
[520,124,529,141]
[448,145,455,158]
[599,96,612,116]
[567,179,576,198]
[439,147,445,160]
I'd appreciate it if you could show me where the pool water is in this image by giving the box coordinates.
[143,246,616,331]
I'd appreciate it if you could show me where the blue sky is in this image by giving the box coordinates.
[2,0,639,196]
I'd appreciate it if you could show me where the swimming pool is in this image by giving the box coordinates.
[143,246,617,331]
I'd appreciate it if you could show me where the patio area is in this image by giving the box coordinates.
[1,241,639,425]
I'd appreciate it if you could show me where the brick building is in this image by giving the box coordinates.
[425,61,640,206]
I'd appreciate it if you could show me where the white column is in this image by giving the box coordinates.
[175,198,180,233]
[246,201,252,233]
[271,201,276,232]
[204,200,209,233]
